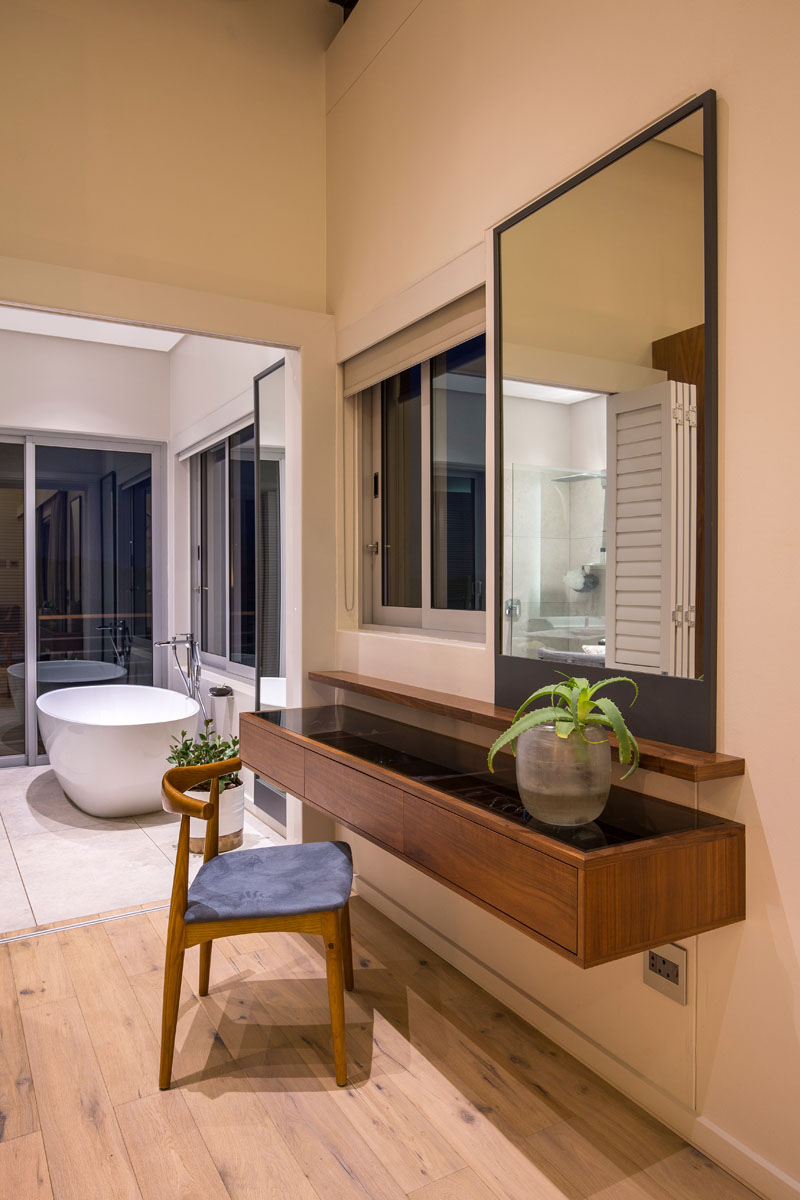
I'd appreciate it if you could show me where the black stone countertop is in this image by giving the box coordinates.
[257,705,724,853]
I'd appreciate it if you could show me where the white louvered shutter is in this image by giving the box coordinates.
[605,381,697,676]
[605,383,672,674]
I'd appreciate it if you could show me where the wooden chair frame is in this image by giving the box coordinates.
[160,758,354,1089]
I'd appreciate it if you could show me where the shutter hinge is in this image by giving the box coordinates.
[672,605,684,626]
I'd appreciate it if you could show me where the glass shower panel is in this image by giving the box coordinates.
[35,446,153,749]
[0,443,25,757]
[508,464,606,663]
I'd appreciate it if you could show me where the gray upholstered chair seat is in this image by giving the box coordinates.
[185,840,353,924]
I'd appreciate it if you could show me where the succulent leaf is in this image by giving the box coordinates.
[487,706,572,771]
[588,675,639,705]
[592,696,640,778]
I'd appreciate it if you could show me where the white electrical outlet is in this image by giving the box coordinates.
[643,942,688,1005]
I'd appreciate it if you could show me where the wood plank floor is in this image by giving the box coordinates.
[0,897,758,1200]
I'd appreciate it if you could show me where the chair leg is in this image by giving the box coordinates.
[340,901,354,992]
[198,941,212,997]
[321,910,348,1086]
[160,934,185,1090]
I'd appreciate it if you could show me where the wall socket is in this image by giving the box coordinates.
[643,942,688,1005]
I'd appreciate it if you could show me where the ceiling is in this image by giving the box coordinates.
[0,306,184,352]
[329,0,361,22]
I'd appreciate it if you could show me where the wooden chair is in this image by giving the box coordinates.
[159,758,354,1089]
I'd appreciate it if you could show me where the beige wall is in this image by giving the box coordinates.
[0,0,339,312]
[0,0,340,794]
[326,2,800,1195]
[501,135,704,373]
[0,0,796,1192]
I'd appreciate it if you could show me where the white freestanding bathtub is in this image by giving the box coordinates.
[36,685,200,817]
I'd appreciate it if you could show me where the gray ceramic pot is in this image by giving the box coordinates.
[515,723,612,826]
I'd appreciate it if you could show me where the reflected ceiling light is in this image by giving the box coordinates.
[503,379,605,404]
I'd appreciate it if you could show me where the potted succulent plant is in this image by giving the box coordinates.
[487,674,639,827]
[167,720,244,853]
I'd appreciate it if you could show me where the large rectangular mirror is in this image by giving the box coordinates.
[495,92,717,748]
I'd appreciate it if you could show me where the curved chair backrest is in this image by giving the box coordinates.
[162,758,243,820]
[162,756,243,873]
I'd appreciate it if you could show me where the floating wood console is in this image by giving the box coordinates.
[240,706,745,969]
[307,670,746,783]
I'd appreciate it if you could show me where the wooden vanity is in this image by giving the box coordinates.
[239,700,745,969]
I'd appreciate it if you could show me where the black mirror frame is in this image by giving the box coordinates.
[493,90,718,750]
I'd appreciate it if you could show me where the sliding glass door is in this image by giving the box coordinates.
[192,425,257,676]
[0,434,162,766]
[0,441,25,758]
[34,446,155,751]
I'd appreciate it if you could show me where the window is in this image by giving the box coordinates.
[362,334,486,634]
[192,424,257,675]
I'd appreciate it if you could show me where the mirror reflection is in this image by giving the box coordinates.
[255,363,286,687]
[499,109,705,678]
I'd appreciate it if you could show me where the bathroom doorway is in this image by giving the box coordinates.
[0,433,164,765]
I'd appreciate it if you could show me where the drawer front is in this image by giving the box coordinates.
[305,751,404,852]
[582,831,746,964]
[239,717,305,797]
[404,794,578,953]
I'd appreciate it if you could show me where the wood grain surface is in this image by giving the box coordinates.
[0,900,759,1200]
[307,670,745,781]
[240,713,746,967]
[305,749,405,851]
[404,794,579,953]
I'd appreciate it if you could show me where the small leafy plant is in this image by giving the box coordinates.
[487,674,640,779]
[167,720,241,792]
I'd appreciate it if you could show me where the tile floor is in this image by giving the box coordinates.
[0,765,280,935]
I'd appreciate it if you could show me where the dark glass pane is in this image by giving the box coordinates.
[199,443,226,656]
[0,443,25,756]
[35,445,153,751]
[381,366,421,608]
[431,335,486,610]
[263,705,725,852]
[258,458,281,678]
[229,425,256,667]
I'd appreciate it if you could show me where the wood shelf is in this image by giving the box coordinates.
[240,705,746,969]
[308,670,745,783]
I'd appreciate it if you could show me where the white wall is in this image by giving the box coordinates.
[326,2,800,1196]
[169,336,285,443]
[167,334,286,657]
[0,329,170,440]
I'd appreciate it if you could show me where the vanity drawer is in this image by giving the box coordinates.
[305,751,404,852]
[404,794,579,953]
[239,718,305,796]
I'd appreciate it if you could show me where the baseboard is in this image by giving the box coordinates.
[357,878,800,1200]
